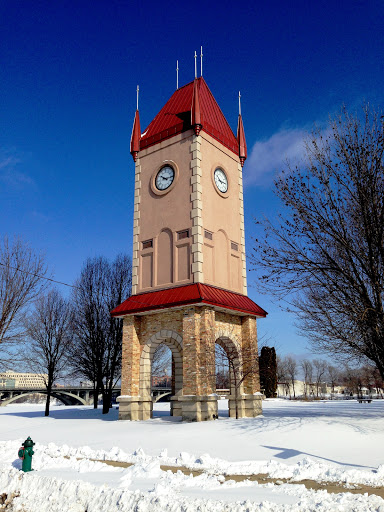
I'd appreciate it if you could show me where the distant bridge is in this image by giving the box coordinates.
[0,386,172,406]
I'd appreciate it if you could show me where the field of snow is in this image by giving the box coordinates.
[1,398,384,511]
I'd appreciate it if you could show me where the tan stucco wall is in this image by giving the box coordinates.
[199,132,246,293]
[133,128,247,295]
[135,132,194,293]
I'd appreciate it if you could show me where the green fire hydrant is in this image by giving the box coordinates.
[18,437,35,472]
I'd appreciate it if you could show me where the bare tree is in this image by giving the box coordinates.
[152,344,172,378]
[372,366,384,396]
[0,236,47,356]
[251,105,384,379]
[313,359,327,397]
[215,344,230,389]
[327,364,340,397]
[25,289,72,416]
[341,365,360,396]
[151,344,172,387]
[285,356,297,398]
[217,341,260,419]
[70,254,131,413]
[276,355,290,396]
[301,359,313,398]
[276,355,287,381]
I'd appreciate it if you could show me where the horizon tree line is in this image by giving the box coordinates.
[277,354,384,399]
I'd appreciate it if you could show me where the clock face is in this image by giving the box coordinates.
[155,165,175,191]
[214,168,228,193]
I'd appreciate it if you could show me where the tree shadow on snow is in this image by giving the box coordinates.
[261,445,374,469]
[0,406,120,421]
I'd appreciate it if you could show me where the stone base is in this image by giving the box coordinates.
[228,393,264,418]
[176,395,218,422]
[170,396,182,417]
[117,396,153,421]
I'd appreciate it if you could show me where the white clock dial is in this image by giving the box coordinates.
[214,168,228,193]
[155,165,175,191]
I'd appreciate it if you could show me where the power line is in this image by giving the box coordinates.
[0,262,78,289]
[0,261,144,307]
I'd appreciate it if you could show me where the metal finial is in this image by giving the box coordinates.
[200,46,203,77]
[136,85,139,111]
[194,51,197,79]
[176,60,179,89]
[238,91,241,116]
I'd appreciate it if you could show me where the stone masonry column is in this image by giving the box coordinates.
[118,316,152,420]
[228,316,263,418]
[241,316,259,394]
[179,306,218,421]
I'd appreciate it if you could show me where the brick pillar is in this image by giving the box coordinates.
[199,307,216,396]
[182,307,200,395]
[179,306,218,421]
[228,315,262,418]
[118,315,153,420]
[241,316,260,394]
[120,316,141,396]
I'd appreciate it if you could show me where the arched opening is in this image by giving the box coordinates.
[215,337,244,418]
[139,330,183,418]
[152,343,172,405]
[215,344,230,391]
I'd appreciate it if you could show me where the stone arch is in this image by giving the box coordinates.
[139,330,183,400]
[215,336,244,397]
[1,391,87,407]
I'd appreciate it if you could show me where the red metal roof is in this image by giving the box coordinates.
[110,283,267,318]
[140,78,239,155]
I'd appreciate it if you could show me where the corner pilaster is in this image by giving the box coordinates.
[238,162,247,295]
[131,158,142,295]
[190,136,204,283]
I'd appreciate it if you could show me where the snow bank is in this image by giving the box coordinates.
[1,400,384,510]
[1,466,384,512]
[7,439,383,488]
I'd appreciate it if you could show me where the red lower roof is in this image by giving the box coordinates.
[110,283,267,318]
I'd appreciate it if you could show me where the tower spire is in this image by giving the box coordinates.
[130,85,141,162]
[237,91,247,167]
[200,46,203,77]
[176,60,179,90]
[194,51,197,79]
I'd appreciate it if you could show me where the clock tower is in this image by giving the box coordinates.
[112,74,267,421]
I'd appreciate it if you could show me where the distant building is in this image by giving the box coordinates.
[79,380,93,388]
[151,375,172,388]
[0,370,47,389]
[277,380,384,398]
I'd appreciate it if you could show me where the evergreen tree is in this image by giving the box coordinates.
[259,346,277,398]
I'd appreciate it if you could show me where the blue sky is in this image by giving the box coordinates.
[2,1,384,359]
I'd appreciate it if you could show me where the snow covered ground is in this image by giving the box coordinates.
[0,398,384,511]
